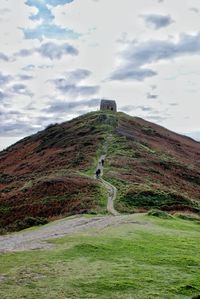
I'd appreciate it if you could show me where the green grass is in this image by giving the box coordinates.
[1,214,200,298]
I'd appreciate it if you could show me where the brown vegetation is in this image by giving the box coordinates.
[0,111,200,231]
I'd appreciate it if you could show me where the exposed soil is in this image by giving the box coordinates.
[0,214,145,252]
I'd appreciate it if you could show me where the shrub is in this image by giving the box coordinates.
[122,186,197,211]
[148,209,172,219]
[176,214,200,222]
[12,217,48,231]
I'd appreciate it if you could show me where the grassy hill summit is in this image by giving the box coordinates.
[0,107,200,232]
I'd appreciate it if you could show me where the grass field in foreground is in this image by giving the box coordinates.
[0,214,200,299]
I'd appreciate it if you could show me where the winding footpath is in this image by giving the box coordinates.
[96,155,119,216]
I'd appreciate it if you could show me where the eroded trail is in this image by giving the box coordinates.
[0,214,145,252]
[96,154,119,216]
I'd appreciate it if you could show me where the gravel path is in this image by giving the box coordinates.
[96,154,119,215]
[0,214,145,252]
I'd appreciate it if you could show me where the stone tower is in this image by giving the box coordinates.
[100,99,117,112]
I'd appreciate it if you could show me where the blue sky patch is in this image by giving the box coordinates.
[24,0,79,40]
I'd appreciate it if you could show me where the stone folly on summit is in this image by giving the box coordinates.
[100,99,117,112]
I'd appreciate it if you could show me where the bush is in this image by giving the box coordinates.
[148,209,172,219]
[122,186,198,212]
[176,214,200,222]
[13,217,48,231]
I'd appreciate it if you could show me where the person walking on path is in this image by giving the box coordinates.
[95,168,101,179]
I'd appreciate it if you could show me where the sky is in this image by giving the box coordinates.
[0,0,200,150]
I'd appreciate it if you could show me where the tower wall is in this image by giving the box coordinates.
[100,99,117,112]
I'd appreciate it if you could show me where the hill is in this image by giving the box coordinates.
[0,111,200,231]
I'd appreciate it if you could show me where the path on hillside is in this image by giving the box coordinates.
[0,214,145,252]
[95,154,119,216]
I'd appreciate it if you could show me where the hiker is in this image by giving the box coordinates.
[95,168,101,178]
[101,159,104,167]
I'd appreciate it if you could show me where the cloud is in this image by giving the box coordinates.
[63,69,91,84]
[0,72,12,86]
[120,105,154,113]
[15,42,78,60]
[0,107,46,137]
[189,7,199,14]
[0,53,9,62]
[111,32,200,81]
[147,92,158,99]
[0,121,36,137]
[111,68,157,81]
[52,69,100,96]
[22,64,36,71]
[36,42,78,59]
[141,14,174,29]
[18,74,34,81]
[44,98,100,114]
[0,91,9,101]
[23,0,80,40]
[8,84,34,97]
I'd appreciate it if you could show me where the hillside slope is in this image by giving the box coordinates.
[104,113,200,213]
[0,111,200,231]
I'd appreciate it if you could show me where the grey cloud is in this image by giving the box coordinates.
[120,105,154,112]
[0,8,11,13]
[53,69,100,96]
[0,108,42,137]
[124,33,200,66]
[0,122,36,137]
[147,92,158,99]
[0,91,9,101]
[0,72,12,86]
[15,42,78,60]
[15,49,32,57]
[18,74,34,81]
[111,68,157,81]
[141,14,174,29]
[111,32,200,81]
[22,64,36,71]
[64,69,91,84]
[146,115,168,122]
[36,42,78,59]
[44,98,100,114]
[8,84,34,97]
[54,81,99,97]
[169,103,178,106]
[0,53,9,61]
[189,7,199,14]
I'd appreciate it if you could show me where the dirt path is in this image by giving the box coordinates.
[96,155,119,215]
[0,214,145,252]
